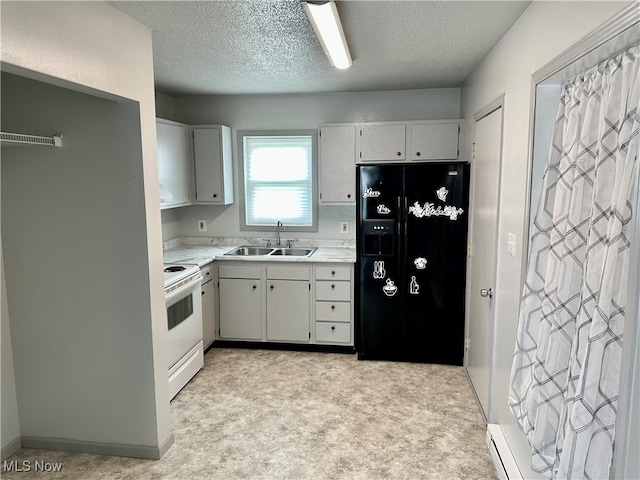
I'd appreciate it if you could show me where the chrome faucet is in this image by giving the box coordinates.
[276,220,283,247]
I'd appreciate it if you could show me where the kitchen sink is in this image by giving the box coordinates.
[223,246,317,257]
[224,246,274,256]
[270,248,316,257]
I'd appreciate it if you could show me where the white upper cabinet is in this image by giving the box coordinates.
[193,125,234,205]
[410,122,459,161]
[358,123,406,162]
[355,120,462,164]
[319,124,356,204]
[156,119,191,209]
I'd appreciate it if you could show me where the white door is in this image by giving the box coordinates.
[266,279,310,342]
[359,124,406,161]
[466,101,503,421]
[410,123,459,161]
[319,124,357,203]
[219,278,262,340]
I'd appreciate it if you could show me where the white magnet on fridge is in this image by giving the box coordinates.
[413,257,427,269]
[436,187,449,202]
[373,261,386,279]
[377,204,391,215]
[409,201,464,220]
[409,276,420,295]
[363,187,381,198]
[382,278,398,297]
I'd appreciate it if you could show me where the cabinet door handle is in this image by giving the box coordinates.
[331,305,335,310]
[213,193,218,198]
[416,151,421,157]
[270,285,274,290]
[331,326,336,331]
[252,285,257,290]
[347,194,351,199]
[397,151,402,156]
[331,284,335,289]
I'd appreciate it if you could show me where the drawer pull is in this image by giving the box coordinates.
[331,326,336,331]
[270,285,274,290]
[252,285,257,290]
[331,270,336,275]
[331,305,335,310]
[331,284,335,289]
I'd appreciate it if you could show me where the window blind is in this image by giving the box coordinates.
[243,135,314,227]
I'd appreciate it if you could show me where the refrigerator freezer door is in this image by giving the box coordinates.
[403,163,469,364]
[357,166,404,359]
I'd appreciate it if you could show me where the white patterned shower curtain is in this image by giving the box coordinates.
[509,44,640,479]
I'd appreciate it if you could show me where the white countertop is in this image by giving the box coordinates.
[163,241,356,267]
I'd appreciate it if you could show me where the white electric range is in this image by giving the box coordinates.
[163,264,204,400]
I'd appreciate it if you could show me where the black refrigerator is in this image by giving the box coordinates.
[356,162,470,365]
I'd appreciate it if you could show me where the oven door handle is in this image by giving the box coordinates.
[165,274,203,304]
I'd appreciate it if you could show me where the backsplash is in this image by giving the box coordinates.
[163,236,355,251]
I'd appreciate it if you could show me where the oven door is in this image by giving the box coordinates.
[166,278,203,369]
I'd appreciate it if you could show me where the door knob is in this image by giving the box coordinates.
[480,288,493,299]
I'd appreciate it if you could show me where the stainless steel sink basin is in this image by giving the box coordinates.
[224,246,274,256]
[270,248,316,257]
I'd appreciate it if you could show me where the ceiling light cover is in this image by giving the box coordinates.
[303,1,352,69]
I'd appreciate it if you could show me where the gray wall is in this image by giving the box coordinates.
[460,1,634,477]
[161,88,461,241]
[1,254,20,457]
[1,73,161,450]
[1,0,172,457]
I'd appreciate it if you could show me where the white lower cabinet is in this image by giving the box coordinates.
[218,265,262,340]
[201,263,216,348]
[266,265,310,342]
[313,264,354,346]
[316,322,351,344]
[216,261,353,346]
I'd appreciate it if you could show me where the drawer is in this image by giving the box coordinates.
[267,265,310,281]
[200,264,213,282]
[219,264,261,279]
[315,301,350,323]
[316,322,351,344]
[315,281,351,301]
[315,266,351,281]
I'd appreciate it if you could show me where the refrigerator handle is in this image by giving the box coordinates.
[397,196,403,258]
[403,196,408,237]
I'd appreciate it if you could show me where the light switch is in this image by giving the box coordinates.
[507,233,517,257]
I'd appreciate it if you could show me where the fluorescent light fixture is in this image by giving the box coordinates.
[303,1,352,69]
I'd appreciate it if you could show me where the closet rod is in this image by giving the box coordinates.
[0,132,63,147]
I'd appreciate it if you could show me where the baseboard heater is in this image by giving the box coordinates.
[486,424,523,480]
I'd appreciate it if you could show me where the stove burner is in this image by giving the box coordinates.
[164,266,186,273]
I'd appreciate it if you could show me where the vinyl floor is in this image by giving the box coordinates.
[3,348,498,480]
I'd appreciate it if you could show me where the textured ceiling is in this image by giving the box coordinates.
[110,0,531,96]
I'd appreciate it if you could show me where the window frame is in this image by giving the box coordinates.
[237,129,318,233]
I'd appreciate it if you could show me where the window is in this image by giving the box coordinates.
[239,130,317,231]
